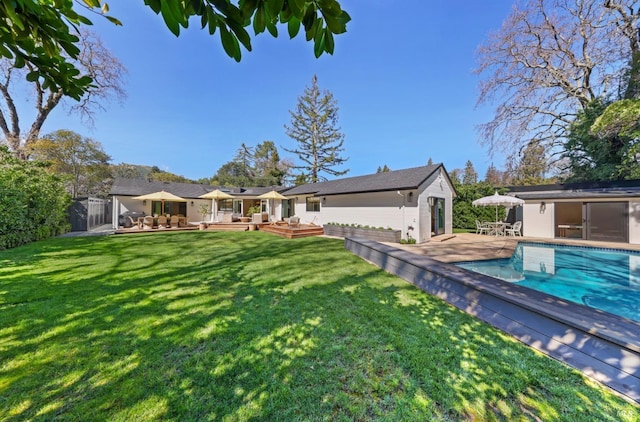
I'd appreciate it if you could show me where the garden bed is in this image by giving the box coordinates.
[323,224,401,242]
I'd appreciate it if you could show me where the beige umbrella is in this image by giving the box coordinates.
[258,190,288,221]
[132,190,186,215]
[199,189,234,221]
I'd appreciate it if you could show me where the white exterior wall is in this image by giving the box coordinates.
[290,168,454,243]
[112,195,209,228]
[312,191,409,232]
[522,202,555,238]
[416,168,454,242]
[522,198,640,244]
[630,201,640,245]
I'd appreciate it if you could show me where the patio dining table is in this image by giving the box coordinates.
[485,221,511,236]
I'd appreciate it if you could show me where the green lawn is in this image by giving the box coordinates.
[1,231,638,421]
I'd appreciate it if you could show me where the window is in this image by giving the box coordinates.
[306,197,320,212]
[218,199,233,212]
[152,201,186,216]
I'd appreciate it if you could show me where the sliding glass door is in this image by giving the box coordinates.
[586,202,628,243]
[555,201,628,243]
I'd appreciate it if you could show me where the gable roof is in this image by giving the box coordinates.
[282,164,447,196]
[110,164,453,199]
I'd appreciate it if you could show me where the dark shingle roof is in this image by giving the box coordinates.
[110,178,221,198]
[282,164,444,196]
[109,178,289,198]
[508,179,640,200]
[514,190,640,200]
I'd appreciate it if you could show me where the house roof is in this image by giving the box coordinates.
[110,164,451,199]
[507,179,640,200]
[282,164,447,196]
[109,178,286,198]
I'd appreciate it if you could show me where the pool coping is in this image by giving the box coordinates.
[345,236,640,404]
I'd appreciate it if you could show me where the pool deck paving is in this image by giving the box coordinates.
[386,232,640,263]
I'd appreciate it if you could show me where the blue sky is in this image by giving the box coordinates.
[37,1,514,181]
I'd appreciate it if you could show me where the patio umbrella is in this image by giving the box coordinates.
[199,189,234,221]
[472,191,524,222]
[132,190,186,215]
[258,190,288,221]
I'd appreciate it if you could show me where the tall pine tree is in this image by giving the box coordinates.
[462,160,478,185]
[284,75,348,183]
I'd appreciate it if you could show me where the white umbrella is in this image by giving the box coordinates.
[133,190,186,215]
[199,189,234,221]
[472,191,524,222]
[258,190,288,221]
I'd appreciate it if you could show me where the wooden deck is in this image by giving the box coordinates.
[115,222,324,238]
[114,225,198,234]
[257,223,324,239]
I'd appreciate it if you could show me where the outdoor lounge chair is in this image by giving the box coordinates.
[505,221,522,237]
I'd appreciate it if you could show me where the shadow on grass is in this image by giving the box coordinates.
[0,232,638,420]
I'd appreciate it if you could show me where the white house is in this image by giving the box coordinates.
[110,164,456,243]
[509,180,640,244]
[282,164,456,242]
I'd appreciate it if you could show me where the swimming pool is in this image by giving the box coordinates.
[456,242,640,323]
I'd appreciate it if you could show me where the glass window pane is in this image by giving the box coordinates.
[587,202,628,242]
[306,197,320,212]
[555,202,583,239]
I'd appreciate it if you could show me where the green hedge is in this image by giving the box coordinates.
[0,147,71,250]
[452,182,506,230]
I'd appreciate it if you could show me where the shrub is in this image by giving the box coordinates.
[324,222,394,231]
[0,147,71,250]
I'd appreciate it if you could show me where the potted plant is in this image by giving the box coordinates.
[199,204,210,230]
[246,204,262,218]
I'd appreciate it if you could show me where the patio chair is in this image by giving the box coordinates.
[475,220,490,235]
[157,215,168,228]
[170,215,180,228]
[288,216,300,228]
[142,216,154,230]
[505,221,522,237]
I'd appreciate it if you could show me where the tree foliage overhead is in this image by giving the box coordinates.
[564,98,640,180]
[0,30,126,157]
[475,0,639,158]
[0,0,350,100]
[284,75,348,183]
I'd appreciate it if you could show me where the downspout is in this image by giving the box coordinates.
[397,191,405,240]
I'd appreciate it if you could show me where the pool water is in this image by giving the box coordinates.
[456,243,640,322]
